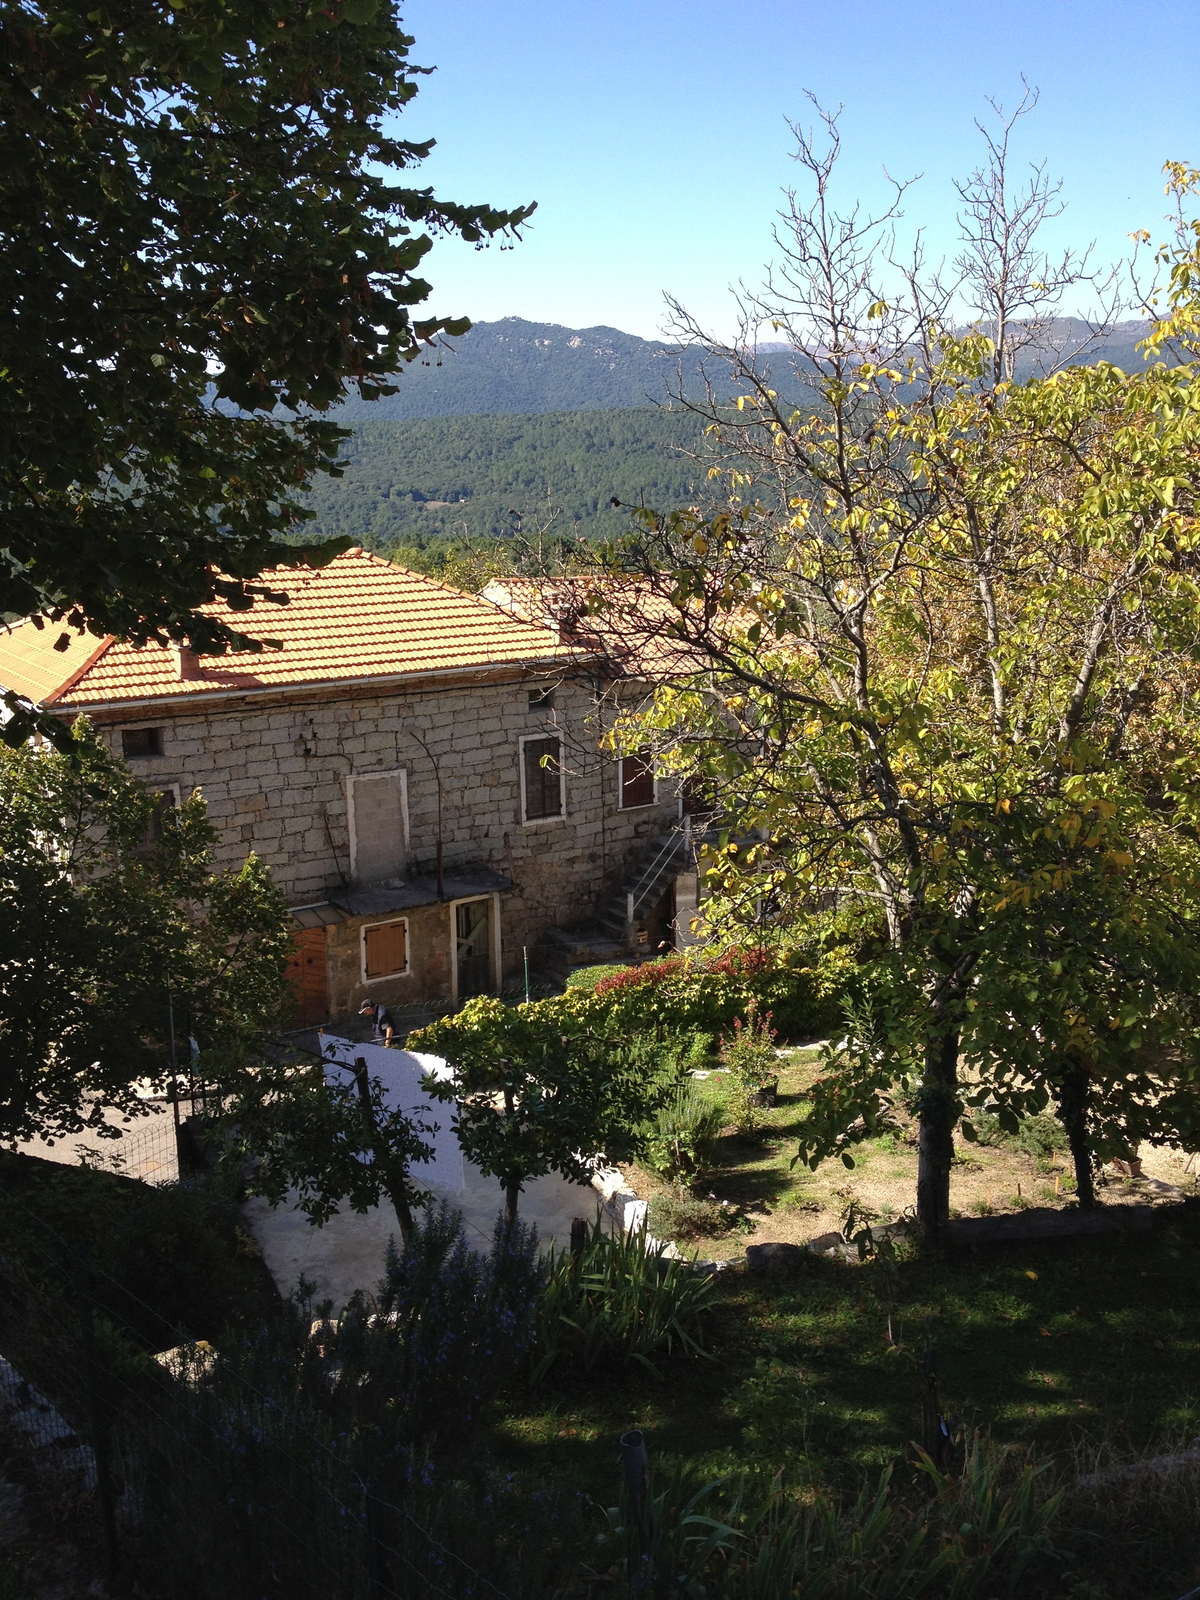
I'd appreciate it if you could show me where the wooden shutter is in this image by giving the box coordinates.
[620,752,656,809]
[523,736,562,819]
[364,919,407,979]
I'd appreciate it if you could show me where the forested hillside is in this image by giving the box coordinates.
[327,319,728,419]
[325,315,1153,422]
[297,318,1160,579]
[298,407,710,558]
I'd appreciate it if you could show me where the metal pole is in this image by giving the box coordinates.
[523,945,530,1005]
[619,1428,649,1525]
[363,1481,387,1600]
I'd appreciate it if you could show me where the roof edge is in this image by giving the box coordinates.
[47,651,594,715]
[43,632,117,705]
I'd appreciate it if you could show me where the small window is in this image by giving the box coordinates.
[363,919,409,981]
[122,727,162,759]
[528,686,555,710]
[136,788,178,853]
[522,735,563,821]
[620,752,656,810]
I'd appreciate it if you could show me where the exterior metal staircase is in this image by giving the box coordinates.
[533,821,697,987]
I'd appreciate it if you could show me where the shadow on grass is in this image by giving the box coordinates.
[491,1208,1200,1500]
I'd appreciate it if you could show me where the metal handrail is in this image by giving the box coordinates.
[627,821,693,920]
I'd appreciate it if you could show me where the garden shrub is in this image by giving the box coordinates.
[564,962,631,990]
[591,942,846,1042]
[237,1203,545,1465]
[532,1218,718,1381]
[641,1084,725,1189]
[417,944,849,1068]
[971,1109,1069,1159]
[720,1004,779,1136]
[647,1193,748,1242]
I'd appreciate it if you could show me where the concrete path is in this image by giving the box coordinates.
[242,1166,603,1312]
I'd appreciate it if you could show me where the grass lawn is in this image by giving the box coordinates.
[491,1204,1200,1502]
[619,1044,1197,1257]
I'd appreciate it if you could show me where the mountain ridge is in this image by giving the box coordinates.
[328,315,1157,422]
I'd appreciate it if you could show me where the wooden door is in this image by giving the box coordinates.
[285,927,329,1027]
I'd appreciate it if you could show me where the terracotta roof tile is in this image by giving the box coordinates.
[0,551,573,709]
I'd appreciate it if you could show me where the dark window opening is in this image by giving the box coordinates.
[135,789,178,853]
[528,687,555,710]
[122,727,162,759]
[456,900,492,997]
[523,736,562,820]
[620,752,656,809]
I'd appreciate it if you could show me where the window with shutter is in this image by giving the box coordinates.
[619,752,656,809]
[362,919,408,980]
[522,736,563,821]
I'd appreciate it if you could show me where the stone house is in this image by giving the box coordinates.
[0,550,687,1025]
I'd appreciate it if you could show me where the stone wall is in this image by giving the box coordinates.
[89,669,677,1014]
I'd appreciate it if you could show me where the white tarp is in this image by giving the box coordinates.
[319,1035,464,1194]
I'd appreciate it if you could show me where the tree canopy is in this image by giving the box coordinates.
[0,722,292,1145]
[598,126,1200,1238]
[0,0,532,739]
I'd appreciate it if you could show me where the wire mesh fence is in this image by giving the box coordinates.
[0,1186,568,1600]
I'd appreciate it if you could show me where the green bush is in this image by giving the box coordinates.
[971,1110,1068,1159]
[532,1218,718,1382]
[564,962,631,990]
[592,943,847,1042]
[641,1084,726,1189]
[720,1004,779,1136]
[647,1193,749,1242]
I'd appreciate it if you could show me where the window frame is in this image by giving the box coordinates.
[360,917,411,983]
[346,767,410,883]
[618,751,658,811]
[518,733,566,825]
[121,726,163,759]
[448,893,501,1002]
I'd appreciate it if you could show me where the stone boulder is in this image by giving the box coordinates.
[745,1241,808,1276]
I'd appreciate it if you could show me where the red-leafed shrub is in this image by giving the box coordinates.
[591,943,844,1041]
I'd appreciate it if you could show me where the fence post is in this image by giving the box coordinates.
[72,1245,120,1578]
[619,1427,649,1524]
[570,1217,588,1263]
[363,1480,388,1600]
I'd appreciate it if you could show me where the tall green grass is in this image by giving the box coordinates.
[592,1436,1061,1598]
[532,1219,719,1383]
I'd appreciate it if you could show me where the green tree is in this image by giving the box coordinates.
[0,721,292,1145]
[598,131,1200,1239]
[413,997,661,1231]
[0,0,532,746]
[224,1045,439,1244]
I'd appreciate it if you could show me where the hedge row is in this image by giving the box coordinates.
[415,944,850,1066]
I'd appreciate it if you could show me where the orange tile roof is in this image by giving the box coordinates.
[0,550,574,708]
[481,576,702,678]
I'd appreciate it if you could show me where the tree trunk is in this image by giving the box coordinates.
[1058,1061,1097,1211]
[916,1026,959,1246]
[386,1186,416,1246]
[352,1056,416,1246]
[503,1170,522,1234]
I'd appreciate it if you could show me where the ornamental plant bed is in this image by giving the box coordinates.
[624,1046,1196,1259]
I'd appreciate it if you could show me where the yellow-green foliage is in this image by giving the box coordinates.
[412,943,849,1068]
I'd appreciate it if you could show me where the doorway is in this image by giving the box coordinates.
[454,899,493,998]
[285,927,328,1027]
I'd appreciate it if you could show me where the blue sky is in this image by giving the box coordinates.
[398,0,1198,340]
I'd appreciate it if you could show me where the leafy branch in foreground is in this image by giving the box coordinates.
[1,0,534,745]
